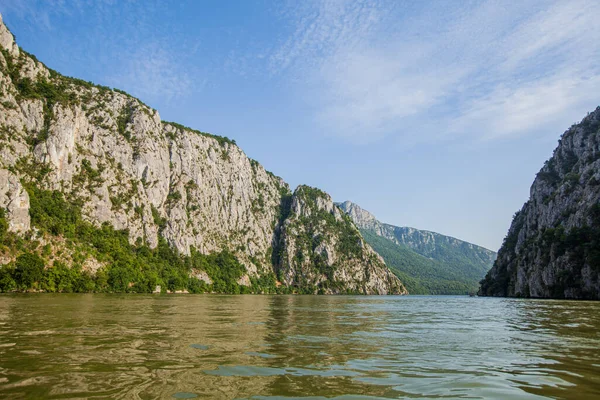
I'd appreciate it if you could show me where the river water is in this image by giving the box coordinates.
[0,295,598,399]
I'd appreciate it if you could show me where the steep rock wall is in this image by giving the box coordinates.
[0,15,404,294]
[480,108,600,299]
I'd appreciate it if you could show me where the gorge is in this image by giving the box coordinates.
[0,15,404,295]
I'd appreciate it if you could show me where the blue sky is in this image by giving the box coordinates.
[1,0,599,251]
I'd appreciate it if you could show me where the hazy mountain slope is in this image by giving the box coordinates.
[0,15,405,295]
[480,108,600,299]
[339,201,496,294]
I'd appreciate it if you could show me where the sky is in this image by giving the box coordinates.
[1,0,599,251]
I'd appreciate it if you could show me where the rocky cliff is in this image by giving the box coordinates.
[0,15,405,294]
[276,188,406,294]
[338,201,496,294]
[480,107,600,299]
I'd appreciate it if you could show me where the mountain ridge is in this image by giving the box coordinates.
[0,15,406,295]
[338,201,496,294]
[338,200,494,253]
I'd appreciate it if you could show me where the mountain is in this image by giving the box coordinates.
[480,108,600,299]
[338,201,496,294]
[0,15,405,295]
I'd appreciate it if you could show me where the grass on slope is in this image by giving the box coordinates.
[388,227,493,282]
[361,230,484,295]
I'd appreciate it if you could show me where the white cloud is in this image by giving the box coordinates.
[271,0,600,144]
[270,0,390,75]
[107,43,196,103]
[0,0,199,104]
[450,74,600,141]
[313,46,468,143]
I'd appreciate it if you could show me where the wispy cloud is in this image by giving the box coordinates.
[0,0,202,104]
[271,0,600,144]
[107,43,196,102]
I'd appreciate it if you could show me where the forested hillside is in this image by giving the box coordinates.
[339,201,495,294]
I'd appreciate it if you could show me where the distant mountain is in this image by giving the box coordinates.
[338,201,496,294]
[480,107,600,299]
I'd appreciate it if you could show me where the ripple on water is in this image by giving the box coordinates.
[243,396,394,400]
[245,351,278,359]
[204,365,360,378]
[0,295,599,399]
[172,392,197,399]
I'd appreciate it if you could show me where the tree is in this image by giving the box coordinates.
[0,208,8,243]
[14,252,45,290]
[0,265,16,292]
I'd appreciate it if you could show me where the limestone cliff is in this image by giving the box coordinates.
[480,107,600,299]
[276,187,407,294]
[0,15,405,294]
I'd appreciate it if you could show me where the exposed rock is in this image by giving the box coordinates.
[0,169,30,233]
[237,274,251,287]
[480,107,600,299]
[82,257,106,275]
[276,186,407,294]
[0,16,404,295]
[0,14,18,57]
[192,271,213,285]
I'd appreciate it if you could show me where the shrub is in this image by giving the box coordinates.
[14,252,45,289]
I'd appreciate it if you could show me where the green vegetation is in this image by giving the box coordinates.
[167,190,182,203]
[274,186,366,294]
[480,203,600,299]
[151,205,167,233]
[481,110,600,299]
[0,48,158,151]
[361,230,484,295]
[163,121,236,147]
[0,209,7,242]
[0,184,277,294]
[117,104,134,141]
[13,252,45,289]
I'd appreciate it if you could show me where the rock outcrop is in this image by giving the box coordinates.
[0,169,30,233]
[0,15,405,294]
[480,107,600,299]
[276,187,407,294]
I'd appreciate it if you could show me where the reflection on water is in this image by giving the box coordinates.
[0,294,598,399]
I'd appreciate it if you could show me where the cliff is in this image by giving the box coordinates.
[480,107,600,299]
[0,15,405,294]
[277,188,406,294]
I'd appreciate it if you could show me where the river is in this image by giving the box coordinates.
[0,295,598,399]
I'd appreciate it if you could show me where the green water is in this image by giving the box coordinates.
[0,295,598,399]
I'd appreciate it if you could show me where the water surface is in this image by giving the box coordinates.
[0,295,598,399]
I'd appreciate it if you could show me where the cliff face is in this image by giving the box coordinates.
[480,108,600,299]
[277,188,407,294]
[0,15,405,294]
